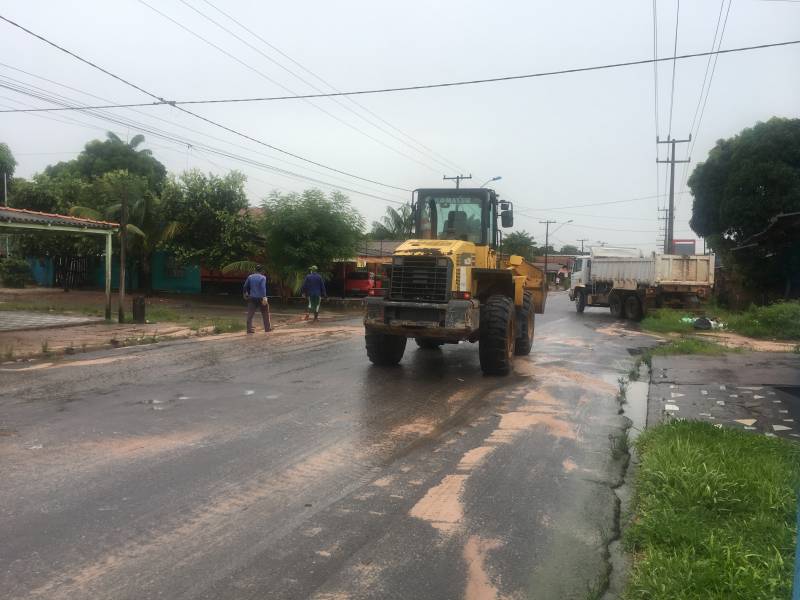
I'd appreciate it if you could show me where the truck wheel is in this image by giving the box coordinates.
[479,295,516,375]
[609,293,623,318]
[576,291,586,313]
[514,290,535,356]
[624,295,643,322]
[416,338,443,350]
[365,332,407,365]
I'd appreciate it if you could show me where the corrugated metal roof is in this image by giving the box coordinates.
[0,206,118,231]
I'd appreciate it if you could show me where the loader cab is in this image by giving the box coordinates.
[412,188,513,248]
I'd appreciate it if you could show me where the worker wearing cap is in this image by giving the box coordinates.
[300,265,326,321]
[243,264,271,333]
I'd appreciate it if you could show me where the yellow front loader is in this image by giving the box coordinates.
[364,187,546,375]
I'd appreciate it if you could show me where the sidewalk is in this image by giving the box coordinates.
[0,310,103,332]
[1,287,358,359]
[648,351,800,440]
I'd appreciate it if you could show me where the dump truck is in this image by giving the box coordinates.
[363,187,546,375]
[569,247,715,320]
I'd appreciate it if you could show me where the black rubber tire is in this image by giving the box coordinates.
[514,290,535,356]
[609,293,624,318]
[479,295,516,375]
[365,332,407,365]
[624,294,643,322]
[415,338,444,350]
[575,290,586,313]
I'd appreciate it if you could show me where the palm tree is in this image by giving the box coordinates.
[70,170,180,292]
[370,204,413,240]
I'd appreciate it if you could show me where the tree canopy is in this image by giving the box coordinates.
[370,204,413,240]
[499,230,537,261]
[160,169,257,269]
[559,244,580,255]
[45,132,167,192]
[689,117,800,244]
[0,142,16,180]
[259,189,364,292]
[688,117,800,293]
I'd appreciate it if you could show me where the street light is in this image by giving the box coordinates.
[480,176,502,187]
[551,219,574,235]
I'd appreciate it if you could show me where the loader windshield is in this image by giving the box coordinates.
[417,195,486,243]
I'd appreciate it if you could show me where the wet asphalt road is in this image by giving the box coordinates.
[0,292,654,600]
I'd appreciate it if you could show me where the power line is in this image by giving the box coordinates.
[686,0,734,167]
[2,78,407,205]
[0,32,796,112]
[182,0,466,174]
[134,0,441,175]
[667,0,681,139]
[686,0,727,142]
[0,13,411,193]
[515,191,689,212]
[0,63,407,199]
[0,74,406,201]
[652,0,661,213]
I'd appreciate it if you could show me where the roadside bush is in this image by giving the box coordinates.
[0,257,32,288]
[641,302,800,340]
[727,301,800,340]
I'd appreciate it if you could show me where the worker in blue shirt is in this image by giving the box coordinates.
[243,264,271,333]
[300,265,326,321]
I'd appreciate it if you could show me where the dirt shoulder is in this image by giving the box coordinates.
[0,287,355,360]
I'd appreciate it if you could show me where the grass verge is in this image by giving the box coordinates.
[641,301,800,340]
[631,337,738,374]
[624,421,800,600]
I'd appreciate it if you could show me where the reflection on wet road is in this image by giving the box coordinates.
[0,293,657,599]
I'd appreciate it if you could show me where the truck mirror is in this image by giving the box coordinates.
[501,210,513,228]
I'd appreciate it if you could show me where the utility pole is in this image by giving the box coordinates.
[656,136,691,254]
[443,174,472,189]
[3,172,8,258]
[540,220,556,288]
[118,183,128,323]
[577,238,589,255]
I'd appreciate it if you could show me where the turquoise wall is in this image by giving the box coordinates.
[27,257,55,287]
[151,251,200,294]
[93,258,139,291]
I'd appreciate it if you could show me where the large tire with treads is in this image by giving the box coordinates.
[415,338,444,350]
[609,292,624,318]
[624,294,643,322]
[365,332,407,365]
[479,295,516,375]
[576,290,586,313]
[514,290,535,356]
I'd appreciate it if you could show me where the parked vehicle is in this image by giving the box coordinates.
[569,247,715,321]
[345,271,381,296]
[364,187,546,375]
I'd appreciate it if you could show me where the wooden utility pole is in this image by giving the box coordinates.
[577,238,589,255]
[656,136,691,254]
[118,183,128,323]
[443,174,472,189]
[540,220,556,287]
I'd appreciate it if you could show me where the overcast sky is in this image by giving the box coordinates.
[1,0,798,252]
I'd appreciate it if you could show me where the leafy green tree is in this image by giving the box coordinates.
[160,169,257,269]
[69,170,173,291]
[499,230,537,260]
[370,204,413,240]
[247,189,364,296]
[689,117,800,293]
[559,244,580,255]
[0,143,16,190]
[10,173,99,257]
[46,132,167,192]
